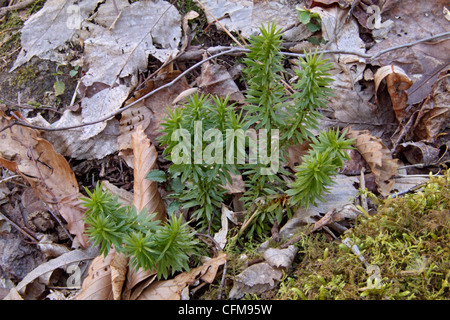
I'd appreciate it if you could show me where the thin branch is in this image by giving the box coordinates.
[0,0,38,18]
[0,210,38,242]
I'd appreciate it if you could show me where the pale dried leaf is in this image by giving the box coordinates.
[195,0,298,38]
[4,246,99,298]
[101,180,134,207]
[220,173,245,194]
[213,205,230,250]
[136,253,227,300]
[110,251,129,300]
[75,249,115,300]
[262,245,297,269]
[228,262,283,300]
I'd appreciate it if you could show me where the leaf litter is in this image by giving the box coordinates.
[0,0,449,300]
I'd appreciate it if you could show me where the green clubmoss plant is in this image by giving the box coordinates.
[81,183,200,279]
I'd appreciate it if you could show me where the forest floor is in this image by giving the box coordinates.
[0,0,449,301]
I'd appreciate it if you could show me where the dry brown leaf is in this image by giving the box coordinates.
[0,111,88,247]
[374,65,413,123]
[119,125,168,299]
[413,77,450,142]
[396,142,441,166]
[110,250,129,300]
[75,249,115,300]
[136,253,227,300]
[131,125,166,221]
[346,129,398,197]
[199,61,245,103]
[286,139,312,172]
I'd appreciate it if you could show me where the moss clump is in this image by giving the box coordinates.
[277,170,450,300]
[11,65,37,87]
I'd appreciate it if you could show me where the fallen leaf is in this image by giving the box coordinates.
[27,111,119,161]
[131,125,166,221]
[199,61,245,103]
[213,205,230,250]
[374,65,413,123]
[75,249,115,300]
[228,262,283,299]
[10,0,98,71]
[346,129,398,197]
[0,111,89,247]
[136,253,227,300]
[396,142,441,166]
[367,0,449,87]
[262,245,297,269]
[110,250,129,300]
[220,172,245,194]
[413,77,450,142]
[5,245,99,299]
[194,0,299,38]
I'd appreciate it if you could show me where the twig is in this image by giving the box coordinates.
[1,47,243,133]
[360,168,368,212]
[217,260,228,300]
[0,210,38,242]
[2,32,449,134]
[196,1,245,49]
[0,174,21,184]
[0,0,38,18]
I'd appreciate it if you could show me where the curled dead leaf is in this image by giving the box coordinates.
[374,65,413,123]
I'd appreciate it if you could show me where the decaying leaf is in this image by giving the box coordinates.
[75,249,115,300]
[0,111,89,247]
[213,205,230,250]
[199,61,245,103]
[286,139,312,172]
[228,262,283,300]
[78,0,182,140]
[374,65,413,123]
[367,0,449,76]
[10,0,98,71]
[413,77,450,142]
[262,245,297,269]
[131,125,166,221]
[5,245,99,299]
[194,0,299,38]
[346,129,398,197]
[396,142,441,166]
[110,250,129,301]
[136,253,227,300]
